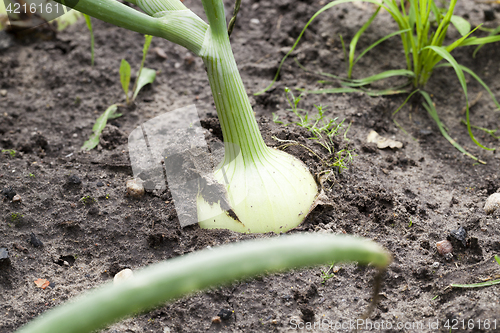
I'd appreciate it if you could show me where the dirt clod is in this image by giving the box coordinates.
[29,232,43,248]
[2,187,16,200]
[217,308,233,320]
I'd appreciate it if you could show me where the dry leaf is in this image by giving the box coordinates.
[153,47,168,59]
[366,130,403,149]
[34,278,50,289]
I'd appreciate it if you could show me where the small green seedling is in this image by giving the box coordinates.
[82,34,155,151]
[450,255,500,289]
[120,34,156,105]
[2,149,16,157]
[273,88,355,173]
[80,196,96,205]
[28,173,35,178]
[9,212,23,222]
[83,14,94,66]
[320,262,337,284]
[260,0,500,163]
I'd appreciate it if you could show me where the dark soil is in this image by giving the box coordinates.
[1,1,500,332]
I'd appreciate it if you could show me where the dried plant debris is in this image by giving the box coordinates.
[366,130,403,149]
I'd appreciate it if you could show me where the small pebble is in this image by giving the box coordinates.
[432,262,439,269]
[250,18,260,24]
[163,327,171,333]
[12,194,21,203]
[449,226,467,247]
[0,89,7,97]
[114,268,134,284]
[126,179,145,198]
[436,240,453,257]
[97,181,104,187]
[211,316,221,324]
[484,193,500,214]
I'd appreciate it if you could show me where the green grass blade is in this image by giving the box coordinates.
[120,59,131,104]
[392,89,419,116]
[444,25,481,55]
[81,104,122,151]
[424,45,494,152]
[254,0,390,96]
[354,28,411,67]
[83,14,94,66]
[450,15,471,36]
[419,91,484,163]
[132,68,156,100]
[458,34,500,47]
[131,35,154,101]
[436,63,500,111]
[451,279,500,289]
[339,69,414,87]
[339,34,348,64]
[473,25,500,57]
[348,6,381,79]
[303,86,408,96]
[15,234,390,333]
[460,119,500,139]
[450,255,500,288]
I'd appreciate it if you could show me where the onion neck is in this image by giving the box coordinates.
[200,0,269,164]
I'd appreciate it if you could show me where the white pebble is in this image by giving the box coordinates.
[12,194,22,203]
[432,262,439,269]
[0,89,7,97]
[484,193,500,214]
[114,268,134,284]
[126,179,144,198]
[250,18,260,24]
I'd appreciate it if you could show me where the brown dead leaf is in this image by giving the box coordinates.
[34,278,50,289]
[153,47,168,59]
[367,130,403,149]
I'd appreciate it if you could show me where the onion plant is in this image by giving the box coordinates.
[82,34,156,151]
[259,0,500,163]
[15,234,391,333]
[58,0,319,233]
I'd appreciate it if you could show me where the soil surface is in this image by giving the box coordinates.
[1,0,500,332]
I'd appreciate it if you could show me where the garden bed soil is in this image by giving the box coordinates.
[1,0,500,332]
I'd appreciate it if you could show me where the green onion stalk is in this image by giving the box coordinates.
[60,0,318,233]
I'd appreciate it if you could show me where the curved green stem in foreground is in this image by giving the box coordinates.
[16,234,390,333]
